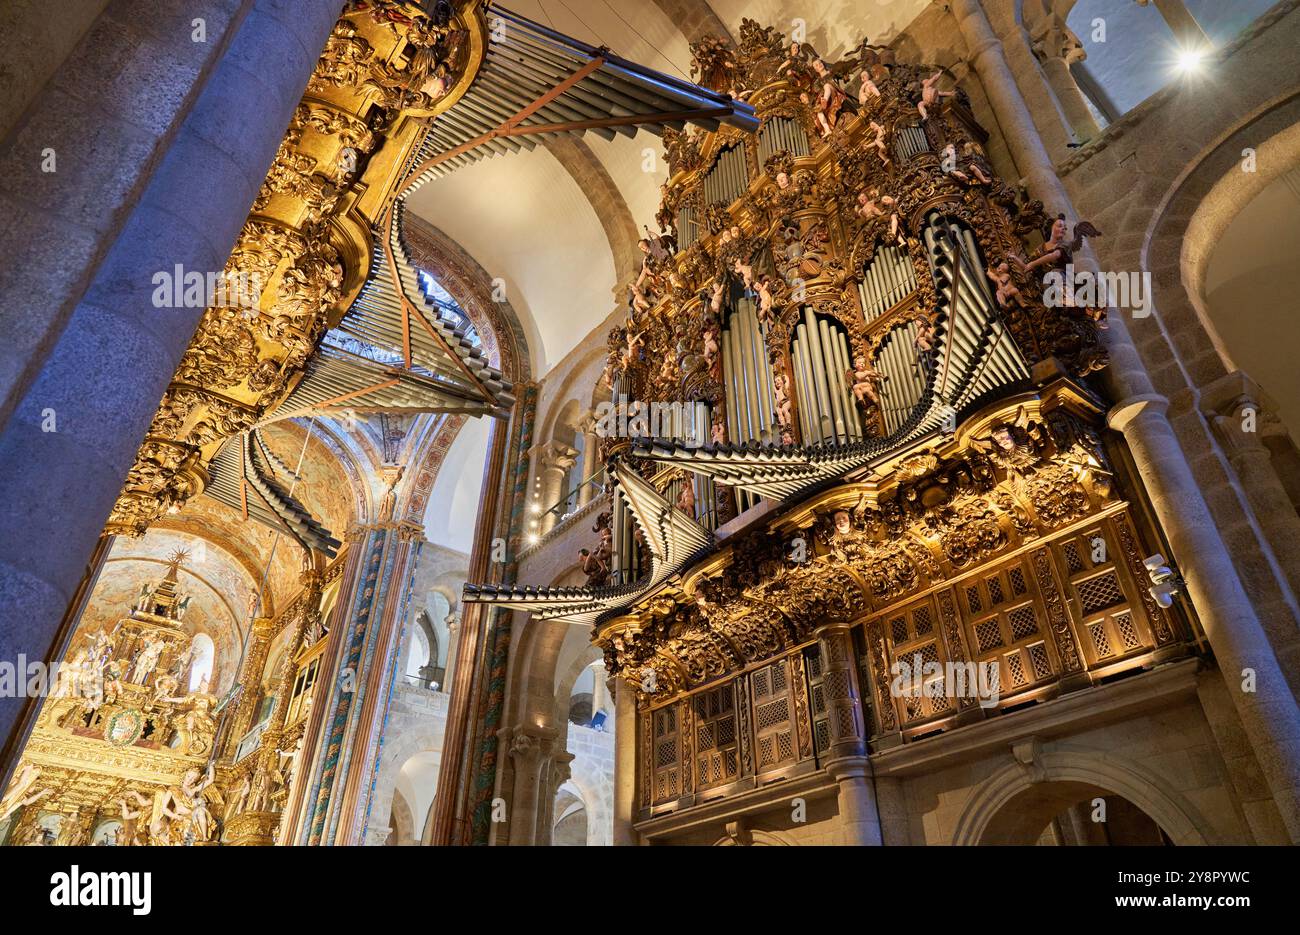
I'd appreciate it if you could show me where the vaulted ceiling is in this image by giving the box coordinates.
[405,0,931,374]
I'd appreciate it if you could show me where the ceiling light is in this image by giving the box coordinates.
[527,533,540,545]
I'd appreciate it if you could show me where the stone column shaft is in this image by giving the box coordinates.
[612,678,638,845]
[953,0,1300,841]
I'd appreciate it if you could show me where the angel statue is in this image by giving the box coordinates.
[848,356,887,411]
[0,764,51,821]
[917,70,956,120]
[1010,213,1101,274]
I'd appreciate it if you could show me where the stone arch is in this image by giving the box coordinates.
[1154,92,1300,380]
[366,727,445,846]
[543,136,643,287]
[552,780,590,846]
[951,749,1216,846]
[713,829,796,846]
[388,786,416,846]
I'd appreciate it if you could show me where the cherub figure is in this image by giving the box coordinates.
[708,280,726,315]
[578,548,609,587]
[858,69,882,107]
[701,322,721,378]
[913,316,937,358]
[847,355,886,410]
[986,261,1026,308]
[943,141,993,185]
[732,257,755,290]
[710,420,727,446]
[622,328,645,370]
[753,275,777,324]
[773,372,794,427]
[918,70,955,120]
[856,187,905,245]
[675,480,696,517]
[629,282,652,314]
[867,120,891,166]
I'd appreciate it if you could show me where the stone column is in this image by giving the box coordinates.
[535,751,573,845]
[953,0,1300,841]
[0,0,343,774]
[293,520,425,846]
[816,623,883,845]
[1202,374,1300,603]
[1030,17,1101,142]
[1110,397,1300,840]
[505,725,557,846]
[612,677,639,845]
[538,442,578,534]
[577,413,599,508]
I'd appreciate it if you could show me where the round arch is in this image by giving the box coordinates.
[951,749,1216,846]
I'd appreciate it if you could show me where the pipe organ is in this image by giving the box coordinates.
[676,203,700,249]
[791,308,864,444]
[721,298,776,446]
[757,115,809,163]
[922,212,1027,413]
[893,123,930,161]
[701,143,749,207]
[858,244,917,322]
[873,319,927,435]
[470,21,1159,841]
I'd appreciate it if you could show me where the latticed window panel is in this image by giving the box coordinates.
[987,575,1005,606]
[1008,604,1039,641]
[913,605,934,636]
[1028,642,1053,680]
[1008,566,1027,596]
[890,616,908,644]
[803,646,831,757]
[694,684,740,790]
[650,704,682,804]
[1005,651,1028,688]
[1062,539,1085,573]
[1076,571,1124,616]
[1088,621,1113,658]
[975,618,1003,652]
[966,585,982,613]
[1115,611,1142,651]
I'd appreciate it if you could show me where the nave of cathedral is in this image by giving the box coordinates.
[1,0,1300,850]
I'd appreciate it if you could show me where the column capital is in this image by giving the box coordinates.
[1031,16,1087,66]
[1106,393,1169,432]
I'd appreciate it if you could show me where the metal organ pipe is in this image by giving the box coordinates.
[802,308,836,441]
[792,330,816,443]
[818,317,848,440]
[832,329,861,439]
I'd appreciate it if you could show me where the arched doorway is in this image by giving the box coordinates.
[978,780,1172,845]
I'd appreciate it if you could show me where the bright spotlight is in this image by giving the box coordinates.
[1174,47,1207,74]
[527,533,540,545]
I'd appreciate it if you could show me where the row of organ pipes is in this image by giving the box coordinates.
[756,115,810,163]
[922,213,1025,410]
[701,143,749,208]
[791,307,864,445]
[858,243,918,322]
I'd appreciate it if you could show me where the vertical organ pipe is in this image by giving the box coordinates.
[819,317,848,440]
[802,308,835,440]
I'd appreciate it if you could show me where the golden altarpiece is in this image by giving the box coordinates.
[465,22,1196,834]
